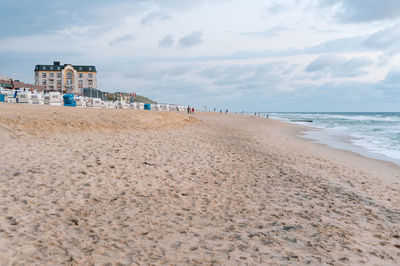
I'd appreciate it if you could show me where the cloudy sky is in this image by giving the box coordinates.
[1,0,400,111]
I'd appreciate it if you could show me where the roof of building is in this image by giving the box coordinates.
[35,64,97,72]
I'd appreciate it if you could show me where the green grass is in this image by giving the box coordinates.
[106,92,156,104]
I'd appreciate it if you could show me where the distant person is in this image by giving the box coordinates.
[192,108,195,114]
[220,110,222,113]
[267,114,269,118]
[187,106,190,114]
[225,109,228,114]
[214,108,216,112]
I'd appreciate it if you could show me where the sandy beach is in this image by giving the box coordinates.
[0,103,399,265]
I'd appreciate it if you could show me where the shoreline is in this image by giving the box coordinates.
[1,105,400,264]
[268,115,400,167]
[268,116,400,180]
[301,128,400,167]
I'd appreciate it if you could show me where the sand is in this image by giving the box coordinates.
[0,103,399,265]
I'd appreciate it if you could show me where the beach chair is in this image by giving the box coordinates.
[31,93,44,105]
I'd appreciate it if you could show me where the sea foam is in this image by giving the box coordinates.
[270,112,400,165]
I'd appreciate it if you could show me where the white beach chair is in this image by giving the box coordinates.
[17,91,32,104]
[74,96,86,107]
[91,98,102,108]
[47,92,62,106]
[31,93,44,105]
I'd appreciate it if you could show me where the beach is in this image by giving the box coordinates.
[0,104,399,265]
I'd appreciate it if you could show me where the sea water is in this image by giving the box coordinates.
[269,112,400,166]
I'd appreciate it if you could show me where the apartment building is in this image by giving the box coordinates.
[34,61,97,94]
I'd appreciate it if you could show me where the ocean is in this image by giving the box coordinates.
[268,112,400,166]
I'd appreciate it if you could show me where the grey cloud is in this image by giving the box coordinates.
[159,34,175,48]
[117,61,296,104]
[109,34,135,46]
[299,81,380,111]
[141,12,171,26]
[168,65,195,76]
[319,0,400,23]
[267,3,286,14]
[306,55,373,78]
[305,36,368,54]
[0,0,221,37]
[0,50,82,83]
[122,65,194,81]
[141,0,229,10]
[197,62,296,95]
[179,31,204,48]
[376,67,400,96]
[306,24,400,56]
[364,23,400,52]
[101,59,398,111]
[239,26,288,38]
[0,0,146,37]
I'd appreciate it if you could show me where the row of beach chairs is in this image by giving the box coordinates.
[0,88,186,111]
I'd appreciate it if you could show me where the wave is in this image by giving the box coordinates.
[270,112,400,163]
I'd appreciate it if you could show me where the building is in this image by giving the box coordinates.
[1,75,44,90]
[34,61,97,94]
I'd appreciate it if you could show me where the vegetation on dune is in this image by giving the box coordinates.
[106,92,157,103]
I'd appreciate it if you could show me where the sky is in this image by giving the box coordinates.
[1,0,400,111]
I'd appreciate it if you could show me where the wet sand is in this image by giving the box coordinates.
[0,104,399,265]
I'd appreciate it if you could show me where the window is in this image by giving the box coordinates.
[79,80,83,88]
[50,73,54,78]
[88,80,93,86]
[88,74,93,78]
[57,80,61,85]
[79,73,83,78]
[57,67,61,71]
[89,67,92,71]
[42,80,46,85]
[66,71,73,85]
[79,67,82,71]
[57,73,61,78]
[42,73,46,78]
[43,66,46,70]
[35,73,39,78]
[50,66,53,70]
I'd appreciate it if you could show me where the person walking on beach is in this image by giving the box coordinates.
[187,106,190,114]
[192,107,195,114]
